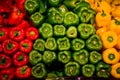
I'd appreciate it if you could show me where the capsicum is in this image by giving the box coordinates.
[96,61,111,78]
[13,51,29,67]
[39,0,47,14]
[73,49,89,65]
[0,44,2,52]
[31,63,47,79]
[66,26,77,38]
[33,39,45,52]
[71,38,85,51]
[29,50,42,65]
[58,5,68,15]
[64,61,80,76]
[39,23,53,39]
[0,54,12,69]
[82,64,95,77]
[48,0,60,7]
[57,37,70,51]
[45,37,57,51]
[86,34,102,51]
[58,51,71,64]
[15,0,26,12]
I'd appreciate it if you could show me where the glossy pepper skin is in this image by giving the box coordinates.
[33,39,45,52]
[86,34,102,51]
[58,51,71,64]
[0,67,15,80]
[3,39,18,55]
[82,64,95,77]
[57,37,70,51]
[29,50,42,65]
[71,38,85,51]
[65,61,80,76]
[73,49,89,65]
[13,51,29,67]
[0,54,12,69]
[66,26,77,38]
[39,23,53,39]
[15,0,26,12]
[96,61,111,78]
[31,63,47,79]
[48,0,60,7]
[15,65,31,78]
[78,23,95,39]
[45,37,57,51]
[58,5,68,15]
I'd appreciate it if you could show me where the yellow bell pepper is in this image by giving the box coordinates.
[112,6,120,18]
[115,35,120,49]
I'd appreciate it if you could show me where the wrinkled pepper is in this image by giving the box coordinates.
[66,26,77,38]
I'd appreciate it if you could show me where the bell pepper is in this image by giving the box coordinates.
[64,61,80,76]
[13,51,29,67]
[0,67,15,80]
[64,12,79,26]
[29,50,42,65]
[39,23,53,39]
[116,35,120,49]
[112,6,120,18]
[15,0,26,12]
[96,61,111,78]
[86,34,102,51]
[26,27,39,41]
[89,51,102,64]
[30,12,45,27]
[24,0,40,15]
[31,63,47,79]
[82,64,95,77]
[71,38,85,51]
[0,15,3,27]
[0,44,2,52]
[58,51,71,64]
[43,51,57,64]
[48,0,60,7]
[101,31,118,49]
[73,49,89,65]
[58,5,68,15]
[111,63,120,78]
[78,23,95,39]
[0,27,9,42]
[19,39,33,53]
[39,0,47,14]
[45,37,57,51]
[96,27,107,38]
[102,48,120,64]
[66,26,77,38]
[9,27,25,42]
[46,71,57,79]
[0,54,12,69]
[3,39,18,55]
[15,65,31,78]
[33,39,45,52]
[57,37,70,51]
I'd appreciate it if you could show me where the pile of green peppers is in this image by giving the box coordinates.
[24,0,111,79]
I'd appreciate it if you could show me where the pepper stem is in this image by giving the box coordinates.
[108,53,115,60]
[4,74,8,80]
[0,57,6,65]
[7,41,13,50]
[0,31,4,36]
[22,44,28,48]
[107,36,113,42]
[116,67,120,74]
[17,55,24,61]
[14,30,19,37]
[20,66,28,74]
[101,10,106,17]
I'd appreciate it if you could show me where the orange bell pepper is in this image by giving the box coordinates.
[96,26,107,37]
[115,35,120,49]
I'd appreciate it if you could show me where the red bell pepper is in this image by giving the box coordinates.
[8,6,24,26]
[0,27,9,42]
[3,39,18,55]
[0,44,2,52]
[9,27,25,42]
[0,14,3,27]
[26,27,39,41]
[13,51,29,67]
[0,54,12,69]
[0,67,15,80]
[19,39,33,53]
[15,65,31,78]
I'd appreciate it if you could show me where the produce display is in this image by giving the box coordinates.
[0,0,120,80]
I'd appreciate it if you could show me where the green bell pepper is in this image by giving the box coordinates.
[86,34,102,51]
[89,51,102,64]
[31,63,47,79]
[96,61,111,78]
[33,39,45,52]
[29,50,42,65]
[24,0,39,15]
[54,25,66,37]
[64,61,80,76]
[73,49,89,65]
[43,51,57,64]
[39,23,53,39]
[58,5,68,15]
[45,37,57,51]
[48,0,60,7]
[82,64,95,77]
[64,12,79,26]
[78,23,95,39]
[30,12,44,27]
[39,0,47,14]
[66,26,77,38]
[58,51,71,64]
[71,38,85,51]
[57,37,70,51]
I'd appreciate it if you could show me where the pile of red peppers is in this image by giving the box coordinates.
[0,0,39,79]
